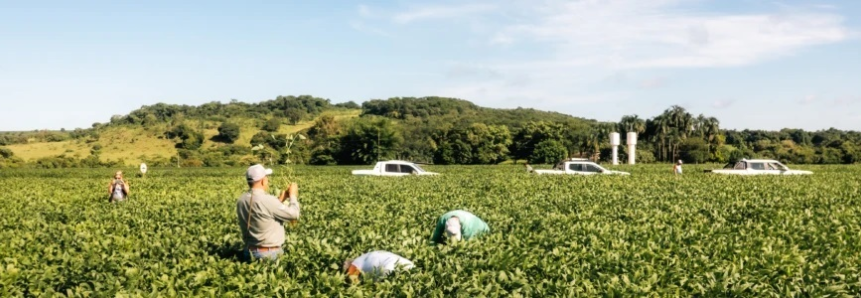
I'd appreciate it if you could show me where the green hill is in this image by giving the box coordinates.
[6,95,858,168]
[5,109,360,165]
[3,96,595,166]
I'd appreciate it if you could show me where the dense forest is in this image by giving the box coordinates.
[2,96,860,168]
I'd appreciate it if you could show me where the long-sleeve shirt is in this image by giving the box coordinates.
[236,188,300,248]
[430,210,490,244]
[347,250,415,279]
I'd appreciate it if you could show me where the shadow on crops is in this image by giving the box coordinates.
[206,241,245,262]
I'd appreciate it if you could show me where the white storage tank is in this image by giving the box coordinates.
[610,132,620,146]
[626,132,637,145]
[610,132,620,165]
[626,132,637,164]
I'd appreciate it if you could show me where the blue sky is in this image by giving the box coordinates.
[1,0,859,131]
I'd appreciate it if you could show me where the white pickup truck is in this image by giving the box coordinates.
[532,158,630,175]
[705,159,813,175]
[351,160,440,176]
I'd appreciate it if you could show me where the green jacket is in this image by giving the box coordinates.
[430,210,490,244]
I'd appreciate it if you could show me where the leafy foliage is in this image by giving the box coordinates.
[0,147,23,168]
[1,165,859,296]
[262,118,282,132]
[216,122,241,144]
[431,123,512,165]
[529,140,568,164]
[336,117,402,165]
[166,124,204,150]
[4,96,861,166]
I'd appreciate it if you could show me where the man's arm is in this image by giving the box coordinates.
[266,196,300,222]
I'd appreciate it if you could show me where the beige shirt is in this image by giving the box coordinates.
[236,188,300,247]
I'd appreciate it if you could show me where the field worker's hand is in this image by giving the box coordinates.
[286,183,299,226]
[288,183,298,201]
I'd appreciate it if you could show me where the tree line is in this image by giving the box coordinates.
[2,96,860,168]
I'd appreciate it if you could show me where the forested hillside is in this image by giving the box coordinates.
[1,96,860,168]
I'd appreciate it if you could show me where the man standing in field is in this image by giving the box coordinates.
[343,250,415,283]
[430,210,490,244]
[236,164,301,261]
[108,170,130,203]
[673,160,683,175]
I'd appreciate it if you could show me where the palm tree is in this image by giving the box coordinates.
[647,116,669,161]
[662,106,693,160]
[703,117,720,158]
[694,114,707,139]
[619,115,646,135]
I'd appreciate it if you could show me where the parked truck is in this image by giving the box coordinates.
[532,158,630,175]
[351,160,440,176]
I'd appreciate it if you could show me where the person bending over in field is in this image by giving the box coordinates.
[236,164,301,261]
[430,210,490,244]
[108,170,130,203]
[343,250,415,283]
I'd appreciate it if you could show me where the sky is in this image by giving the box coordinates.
[1,0,860,132]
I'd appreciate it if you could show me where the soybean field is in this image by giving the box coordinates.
[1,164,861,297]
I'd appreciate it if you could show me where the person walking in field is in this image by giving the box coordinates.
[673,160,683,175]
[236,164,301,261]
[108,170,130,203]
[430,210,490,244]
[343,250,415,283]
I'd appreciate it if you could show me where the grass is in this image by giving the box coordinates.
[6,110,362,164]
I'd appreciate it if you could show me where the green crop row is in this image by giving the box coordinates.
[1,164,860,297]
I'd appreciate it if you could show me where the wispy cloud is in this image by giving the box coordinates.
[445,63,502,79]
[436,72,626,108]
[638,77,667,89]
[491,0,851,68]
[358,4,373,18]
[712,99,735,109]
[834,96,861,105]
[798,95,818,105]
[349,21,391,37]
[384,0,855,121]
[393,4,496,24]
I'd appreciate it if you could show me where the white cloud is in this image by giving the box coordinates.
[393,4,496,24]
[349,21,391,37]
[444,63,503,79]
[834,96,861,105]
[490,32,514,45]
[798,95,818,105]
[386,0,854,121]
[436,72,625,109]
[358,5,372,18]
[638,77,666,89]
[492,0,851,68]
[712,99,734,109]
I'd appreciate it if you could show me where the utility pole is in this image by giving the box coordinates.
[376,129,381,162]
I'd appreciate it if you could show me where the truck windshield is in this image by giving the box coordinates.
[768,163,788,171]
[411,164,426,172]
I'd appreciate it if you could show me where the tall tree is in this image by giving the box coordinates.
[216,122,241,144]
[337,117,402,165]
[618,115,646,135]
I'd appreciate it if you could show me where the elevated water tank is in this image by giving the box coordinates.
[626,132,637,145]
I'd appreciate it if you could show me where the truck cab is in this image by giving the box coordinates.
[351,160,440,176]
[533,158,630,175]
